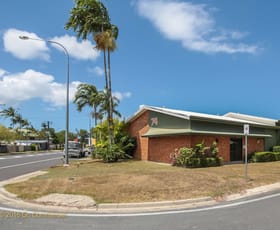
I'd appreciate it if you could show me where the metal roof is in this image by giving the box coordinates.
[127,105,278,128]
[223,112,277,126]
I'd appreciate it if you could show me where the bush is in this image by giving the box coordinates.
[170,141,223,168]
[273,152,280,161]
[30,144,37,151]
[176,147,193,166]
[252,152,277,162]
[273,146,280,153]
[216,157,224,166]
[93,118,137,162]
[94,143,132,163]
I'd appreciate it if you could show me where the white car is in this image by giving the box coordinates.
[64,141,84,158]
[83,146,94,155]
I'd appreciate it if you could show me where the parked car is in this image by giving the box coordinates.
[83,145,94,156]
[64,141,84,158]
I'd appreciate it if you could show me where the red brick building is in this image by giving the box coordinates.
[127,105,280,164]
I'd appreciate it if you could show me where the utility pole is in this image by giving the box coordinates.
[42,121,52,150]
[47,121,50,150]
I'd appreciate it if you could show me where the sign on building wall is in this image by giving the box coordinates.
[244,124,250,135]
[151,117,159,126]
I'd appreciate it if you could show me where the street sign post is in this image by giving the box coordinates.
[244,124,249,181]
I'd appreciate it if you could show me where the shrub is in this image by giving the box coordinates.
[188,158,201,168]
[94,143,132,163]
[273,152,280,161]
[252,152,276,162]
[30,144,37,151]
[206,158,218,167]
[170,141,223,168]
[216,157,224,166]
[177,147,193,166]
[273,146,280,153]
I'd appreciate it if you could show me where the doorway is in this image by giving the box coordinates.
[230,138,243,161]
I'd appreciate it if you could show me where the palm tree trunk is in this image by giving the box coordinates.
[107,48,114,145]
[103,49,113,145]
[103,50,109,90]
[93,105,98,143]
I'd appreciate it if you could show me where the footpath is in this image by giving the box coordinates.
[1,171,280,214]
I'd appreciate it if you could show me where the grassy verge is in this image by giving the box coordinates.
[5,160,280,203]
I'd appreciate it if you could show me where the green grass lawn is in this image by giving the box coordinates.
[5,160,280,203]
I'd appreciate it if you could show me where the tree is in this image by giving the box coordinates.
[74,83,121,144]
[75,128,89,145]
[0,107,31,130]
[0,125,16,143]
[74,83,105,144]
[65,0,118,145]
[55,130,66,145]
[0,107,34,140]
[93,118,136,162]
[0,106,18,128]
[74,84,103,128]
[55,130,77,145]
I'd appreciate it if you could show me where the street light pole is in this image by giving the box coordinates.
[19,36,70,165]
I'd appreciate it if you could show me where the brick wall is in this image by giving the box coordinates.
[147,135,232,164]
[128,111,150,160]
[245,137,264,155]
[149,136,192,163]
[191,135,231,162]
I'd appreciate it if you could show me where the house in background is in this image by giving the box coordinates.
[127,105,280,163]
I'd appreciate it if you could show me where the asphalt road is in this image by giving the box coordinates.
[0,152,64,181]
[0,192,280,229]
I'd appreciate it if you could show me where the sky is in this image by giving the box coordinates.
[1,0,280,133]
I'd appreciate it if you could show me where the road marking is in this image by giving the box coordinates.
[0,152,62,161]
[0,192,280,217]
[0,157,62,170]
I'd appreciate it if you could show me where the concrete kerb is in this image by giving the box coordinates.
[1,171,280,214]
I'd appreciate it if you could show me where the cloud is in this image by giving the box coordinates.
[136,0,259,54]
[93,66,104,76]
[0,69,81,107]
[3,29,99,61]
[51,35,99,60]
[0,68,8,77]
[0,69,131,108]
[113,91,132,101]
[87,66,104,76]
[3,28,50,60]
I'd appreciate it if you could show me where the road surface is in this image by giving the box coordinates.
[0,192,280,229]
[0,152,63,181]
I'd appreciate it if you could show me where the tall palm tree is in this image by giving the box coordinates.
[0,106,17,128]
[65,0,118,145]
[94,29,117,145]
[20,119,30,128]
[74,83,103,128]
[99,90,121,119]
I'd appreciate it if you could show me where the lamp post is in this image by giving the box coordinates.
[19,36,70,165]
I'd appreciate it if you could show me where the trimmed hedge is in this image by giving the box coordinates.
[251,151,280,162]
[273,146,280,153]
[186,157,224,168]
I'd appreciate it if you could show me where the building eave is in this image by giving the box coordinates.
[142,128,272,138]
